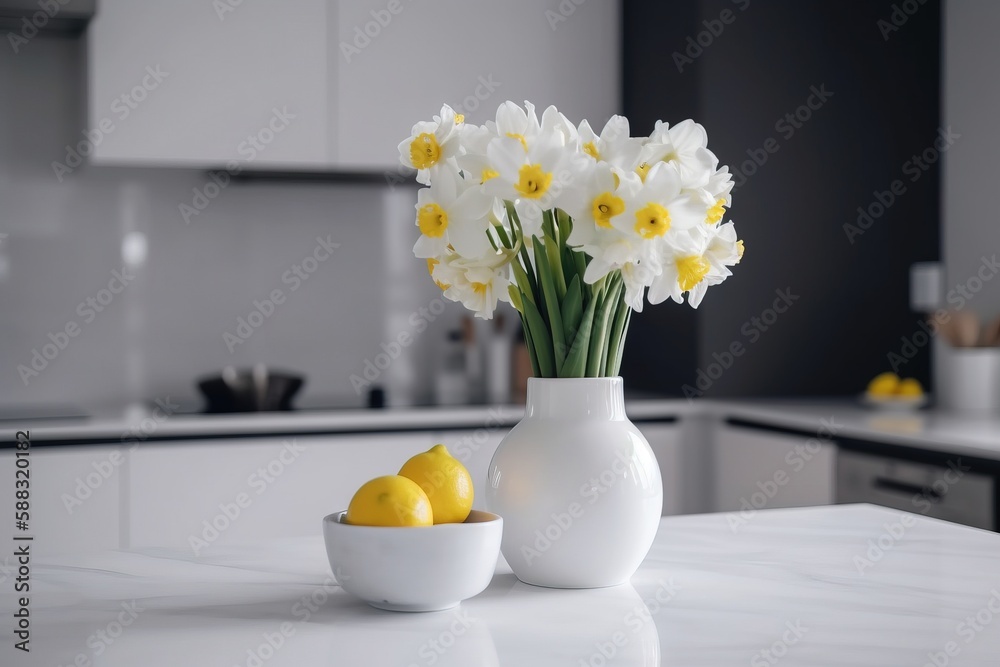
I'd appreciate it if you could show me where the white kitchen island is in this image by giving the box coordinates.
[5,504,999,666]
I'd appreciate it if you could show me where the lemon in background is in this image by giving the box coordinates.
[345,475,433,527]
[867,372,900,397]
[897,378,924,397]
[399,444,474,524]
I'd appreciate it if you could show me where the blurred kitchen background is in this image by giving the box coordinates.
[6,0,993,415]
[4,0,1000,549]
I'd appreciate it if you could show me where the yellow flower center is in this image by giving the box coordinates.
[454,114,464,124]
[506,133,528,151]
[736,240,745,261]
[481,168,499,183]
[706,198,726,225]
[634,203,670,238]
[676,255,710,291]
[471,282,488,296]
[592,192,625,229]
[410,133,441,169]
[514,164,553,199]
[417,203,448,237]
[583,142,601,160]
[635,162,651,182]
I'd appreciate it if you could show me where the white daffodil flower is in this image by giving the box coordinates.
[412,168,492,259]
[636,119,718,190]
[397,104,463,186]
[578,115,643,170]
[485,131,582,236]
[493,100,541,153]
[433,248,515,320]
[562,163,634,248]
[614,161,706,242]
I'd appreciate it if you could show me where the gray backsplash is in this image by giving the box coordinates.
[0,35,465,414]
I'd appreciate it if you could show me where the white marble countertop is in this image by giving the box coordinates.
[5,504,999,666]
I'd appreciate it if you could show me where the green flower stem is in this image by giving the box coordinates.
[503,203,632,379]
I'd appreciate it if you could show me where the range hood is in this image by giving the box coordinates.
[0,0,95,34]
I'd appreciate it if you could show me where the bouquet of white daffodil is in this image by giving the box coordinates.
[398,101,744,379]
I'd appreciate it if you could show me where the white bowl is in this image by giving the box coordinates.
[323,510,503,612]
[861,393,929,412]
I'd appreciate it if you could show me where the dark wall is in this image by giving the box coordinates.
[619,0,703,393]
[621,0,941,397]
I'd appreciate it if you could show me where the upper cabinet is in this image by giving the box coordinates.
[88,0,332,168]
[333,0,621,170]
[88,0,620,171]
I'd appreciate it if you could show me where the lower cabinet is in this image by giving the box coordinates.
[0,444,122,557]
[711,423,836,513]
[127,432,437,552]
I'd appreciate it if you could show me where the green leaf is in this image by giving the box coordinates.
[507,284,523,313]
[542,211,567,300]
[506,200,538,298]
[518,312,541,377]
[605,290,631,376]
[560,275,583,344]
[522,295,555,377]
[587,278,622,377]
[533,235,567,370]
[611,306,632,376]
[559,290,598,377]
[511,261,536,307]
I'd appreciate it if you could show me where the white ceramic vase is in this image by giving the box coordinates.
[485,377,662,588]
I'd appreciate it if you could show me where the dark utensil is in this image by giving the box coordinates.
[197,367,305,412]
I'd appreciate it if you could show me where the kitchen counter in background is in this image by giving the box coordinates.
[9,504,1000,666]
[4,398,1000,461]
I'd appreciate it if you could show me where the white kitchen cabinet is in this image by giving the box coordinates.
[88,0,332,167]
[0,444,122,557]
[711,423,835,513]
[88,0,620,169]
[334,0,621,170]
[126,432,436,552]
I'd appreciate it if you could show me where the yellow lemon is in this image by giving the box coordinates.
[345,475,433,527]
[399,444,474,524]
[897,378,924,397]
[867,372,900,397]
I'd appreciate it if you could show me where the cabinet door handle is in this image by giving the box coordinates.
[873,477,944,503]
